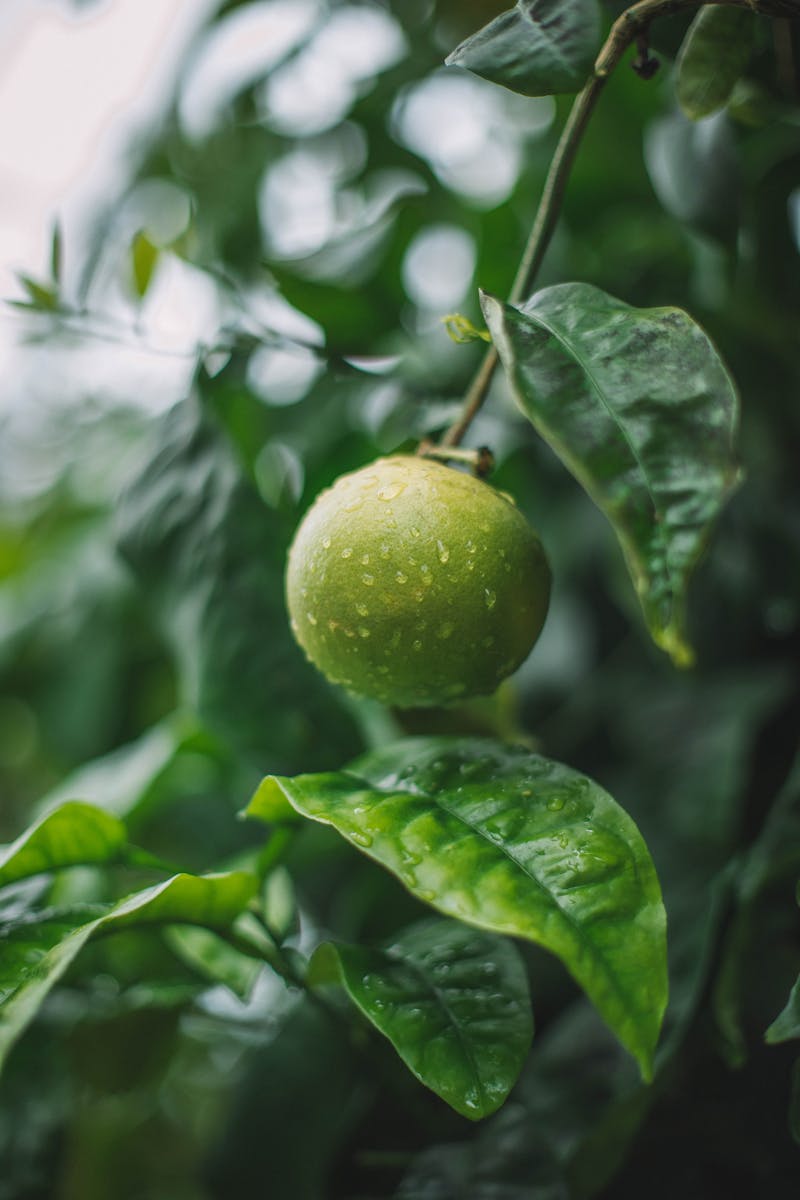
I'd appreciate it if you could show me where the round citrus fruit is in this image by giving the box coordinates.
[285,455,550,707]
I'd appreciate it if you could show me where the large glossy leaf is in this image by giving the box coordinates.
[115,397,360,772]
[445,0,601,97]
[0,870,256,1070]
[247,738,667,1079]
[676,6,753,121]
[481,284,740,666]
[313,917,532,1119]
[0,803,127,888]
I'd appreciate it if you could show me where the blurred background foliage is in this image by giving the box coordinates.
[0,0,799,1196]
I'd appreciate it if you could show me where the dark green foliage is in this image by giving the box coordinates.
[2,0,799,1195]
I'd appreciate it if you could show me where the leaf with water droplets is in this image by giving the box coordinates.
[482,284,740,666]
[246,737,668,1080]
[311,918,532,1119]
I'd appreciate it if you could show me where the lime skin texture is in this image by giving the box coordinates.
[285,455,551,708]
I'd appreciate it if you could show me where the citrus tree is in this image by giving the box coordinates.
[1,1,799,1196]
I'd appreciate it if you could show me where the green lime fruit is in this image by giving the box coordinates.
[286,455,551,707]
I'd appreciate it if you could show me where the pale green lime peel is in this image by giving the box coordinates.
[285,456,551,707]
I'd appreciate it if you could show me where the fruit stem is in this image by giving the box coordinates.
[440,0,776,448]
[417,440,495,476]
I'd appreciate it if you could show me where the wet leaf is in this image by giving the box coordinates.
[247,737,667,1079]
[313,917,532,1119]
[482,283,740,666]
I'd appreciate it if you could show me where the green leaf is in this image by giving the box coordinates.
[248,776,299,824]
[0,870,256,1070]
[131,230,159,299]
[164,924,262,1000]
[262,866,297,944]
[481,283,740,666]
[313,918,532,1119]
[247,738,667,1080]
[766,973,800,1045]
[445,0,601,97]
[0,803,128,888]
[15,273,60,312]
[676,6,754,121]
[50,220,63,284]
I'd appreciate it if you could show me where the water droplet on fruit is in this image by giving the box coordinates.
[438,622,454,639]
[358,627,371,639]
[351,831,373,847]
[341,547,353,559]
[409,525,421,539]
[356,602,369,617]
[306,612,318,626]
[396,571,408,584]
[379,543,390,558]
[466,559,475,572]
[361,553,370,565]
[436,540,450,564]
[465,539,476,553]
[484,588,497,610]
[321,537,331,550]
[412,639,423,651]
[547,795,565,812]
[362,573,375,586]
[378,482,405,501]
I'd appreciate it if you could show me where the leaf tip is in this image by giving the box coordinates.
[655,626,695,670]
